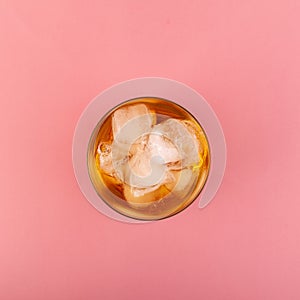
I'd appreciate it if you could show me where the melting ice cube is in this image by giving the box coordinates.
[110,103,155,179]
[120,133,179,187]
[121,133,181,203]
[112,103,155,144]
[123,183,171,207]
[152,119,200,168]
[128,133,181,178]
[172,168,198,196]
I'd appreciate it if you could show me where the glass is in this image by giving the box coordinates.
[87,97,210,220]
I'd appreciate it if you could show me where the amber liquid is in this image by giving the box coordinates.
[87,98,210,220]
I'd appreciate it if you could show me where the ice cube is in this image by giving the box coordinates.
[110,104,156,178]
[116,133,180,188]
[181,120,207,155]
[152,119,200,168]
[171,168,198,195]
[128,133,181,177]
[112,103,155,144]
[123,183,171,207]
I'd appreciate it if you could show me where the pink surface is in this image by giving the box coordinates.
[1,0,300,299]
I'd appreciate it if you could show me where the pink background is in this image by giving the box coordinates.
[1,0,300,299]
